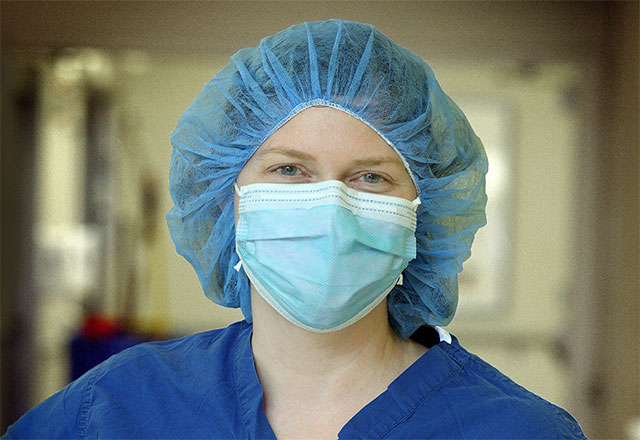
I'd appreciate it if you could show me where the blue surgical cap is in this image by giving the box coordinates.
[167,19,488,339]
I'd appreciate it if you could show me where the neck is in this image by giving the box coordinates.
[250,290,427,406]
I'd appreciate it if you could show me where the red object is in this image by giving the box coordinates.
[80,315,122,340]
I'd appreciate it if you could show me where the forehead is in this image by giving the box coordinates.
[254,106,402,162]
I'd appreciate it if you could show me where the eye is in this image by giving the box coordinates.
[276,165,299,176]
[358,173,383,184]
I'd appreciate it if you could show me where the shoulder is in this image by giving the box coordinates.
[75,319,250,394]
[94,319,249,376]
[406,337,587,439]
[4,320,251,439]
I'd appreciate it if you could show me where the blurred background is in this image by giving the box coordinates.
[1,1,638,438]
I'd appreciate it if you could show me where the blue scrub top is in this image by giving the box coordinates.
[5,321,586,439]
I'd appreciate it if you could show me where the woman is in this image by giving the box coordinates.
[5,19,586,439]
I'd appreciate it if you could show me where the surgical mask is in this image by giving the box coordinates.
[234,180,420,332]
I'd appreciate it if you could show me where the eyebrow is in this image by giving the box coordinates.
[351,157,403,168]
[257,146,403,167]
[256,147,316,162]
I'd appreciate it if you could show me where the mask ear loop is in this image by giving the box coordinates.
[234,182,244,197]
[401,199,420,285]
[233,181,244,273]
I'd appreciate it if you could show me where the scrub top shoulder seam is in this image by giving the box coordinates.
[440,337,588,439]
[378,344,469,438]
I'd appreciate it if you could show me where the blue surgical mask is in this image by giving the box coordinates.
[234,180,420,332]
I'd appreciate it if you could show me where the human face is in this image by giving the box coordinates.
[234,106,417,221]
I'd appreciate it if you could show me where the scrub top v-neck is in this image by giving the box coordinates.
[4,321,586,439]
